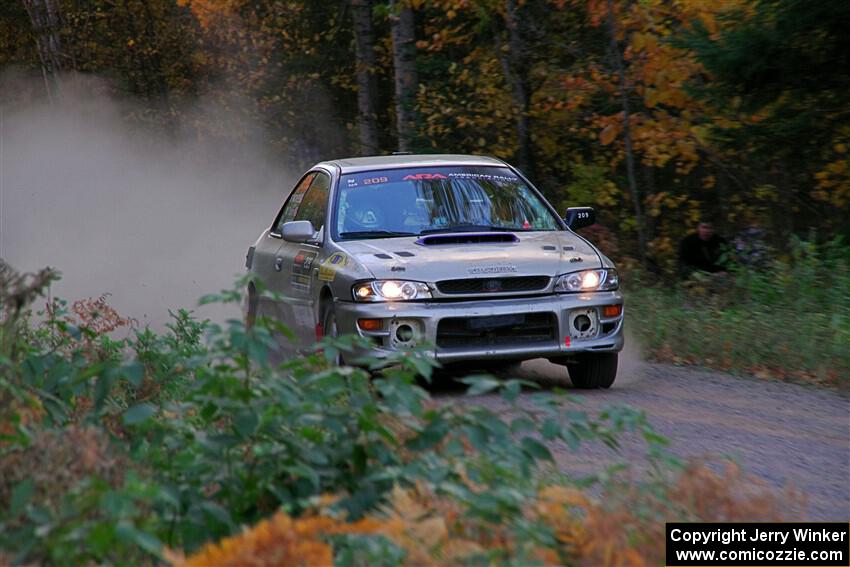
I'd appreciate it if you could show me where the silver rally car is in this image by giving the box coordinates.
[245,154,624,388]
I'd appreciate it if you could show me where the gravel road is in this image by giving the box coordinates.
[431,349,850,521]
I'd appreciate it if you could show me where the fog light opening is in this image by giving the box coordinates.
[389,319,420,349]
[574,314,592,332]
[396,324,414,342]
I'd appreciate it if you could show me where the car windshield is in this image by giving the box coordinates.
[334,166,561,240]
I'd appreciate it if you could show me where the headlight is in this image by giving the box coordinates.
[554,269,619,293]
[352,280,432,302]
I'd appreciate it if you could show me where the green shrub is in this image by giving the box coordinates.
[0,269,667,565]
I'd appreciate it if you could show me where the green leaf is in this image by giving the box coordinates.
[510,416,535,433]
[200,501,233,528]
[115,522,162,556]
[642,429,670,447]
[233,410,259,438]
[99,490,127,517]
[541,418,561,440]
[9,478,33,516]
[123,362,145,387]
[521,437,553,461]
[123,403,157,426]
[461,376,501,396]
[94,370,117,412]
[88,522,116,555]
[501,379,522,402]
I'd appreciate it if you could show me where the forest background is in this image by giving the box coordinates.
[1,2,849,564]
[3,0,849,273]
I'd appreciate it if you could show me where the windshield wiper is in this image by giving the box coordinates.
[338,230,417,239]
[419,224,516,234]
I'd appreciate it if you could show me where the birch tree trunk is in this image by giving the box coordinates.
[607,0,647,265]
[389,0,418,152]
[351,0,380,154]
[21,0,66,101]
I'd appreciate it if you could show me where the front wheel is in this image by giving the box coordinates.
[567,353,618,389]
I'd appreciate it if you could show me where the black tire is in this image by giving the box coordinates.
[567,353,618,389]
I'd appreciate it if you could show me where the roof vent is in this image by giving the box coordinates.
[415,232,518,246]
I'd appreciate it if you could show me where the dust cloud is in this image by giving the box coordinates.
[0,77,295,328]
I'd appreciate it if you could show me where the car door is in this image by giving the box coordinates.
[275,170,332,346]
[253,172,316,324]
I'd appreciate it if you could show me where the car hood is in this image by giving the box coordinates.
[336,231,601,281]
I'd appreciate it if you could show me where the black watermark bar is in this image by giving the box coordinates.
[666,523,849,566]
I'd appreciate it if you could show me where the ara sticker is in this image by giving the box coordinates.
[402,173,448,181]
[318,252,347,282]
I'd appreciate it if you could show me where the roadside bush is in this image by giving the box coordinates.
[1,264,670,565]
[628,238,850,385]
[177,461,797,567]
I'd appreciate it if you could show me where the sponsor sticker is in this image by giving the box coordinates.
[318,252,348,282]
[447,172,518,181]
[291,250,317,291]
[403,173,448,181]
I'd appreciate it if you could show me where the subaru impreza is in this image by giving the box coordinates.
[245,154,623,388]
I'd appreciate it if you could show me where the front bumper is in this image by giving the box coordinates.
[334,292,624,364]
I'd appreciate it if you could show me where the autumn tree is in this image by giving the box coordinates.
[603,0,645,264]
[2,0,847,263]
[687,0,850,233]
[350,0,380,154]
[389,0,418,151]
[498,0,535,176]
[20,0,67,100]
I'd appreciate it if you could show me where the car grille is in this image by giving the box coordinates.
[436,312,557,349]
[436,276,550,295]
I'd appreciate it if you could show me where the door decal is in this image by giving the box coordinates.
[291,250,317,291]
[318,253,348,282]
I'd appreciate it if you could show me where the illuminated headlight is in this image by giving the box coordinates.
[554,269,619,293]
[352,280,432,302]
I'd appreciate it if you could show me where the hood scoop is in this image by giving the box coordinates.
[415,232,518,246]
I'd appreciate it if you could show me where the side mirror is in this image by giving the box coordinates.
[281,220,315,243]
[564,207,595,230]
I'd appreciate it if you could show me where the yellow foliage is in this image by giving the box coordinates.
[813,128,850,207]
[176,510,385,567]
[178,461,794,567]
[177,0,247,29]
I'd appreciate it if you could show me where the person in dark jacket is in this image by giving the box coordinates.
[679,221,729,277]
